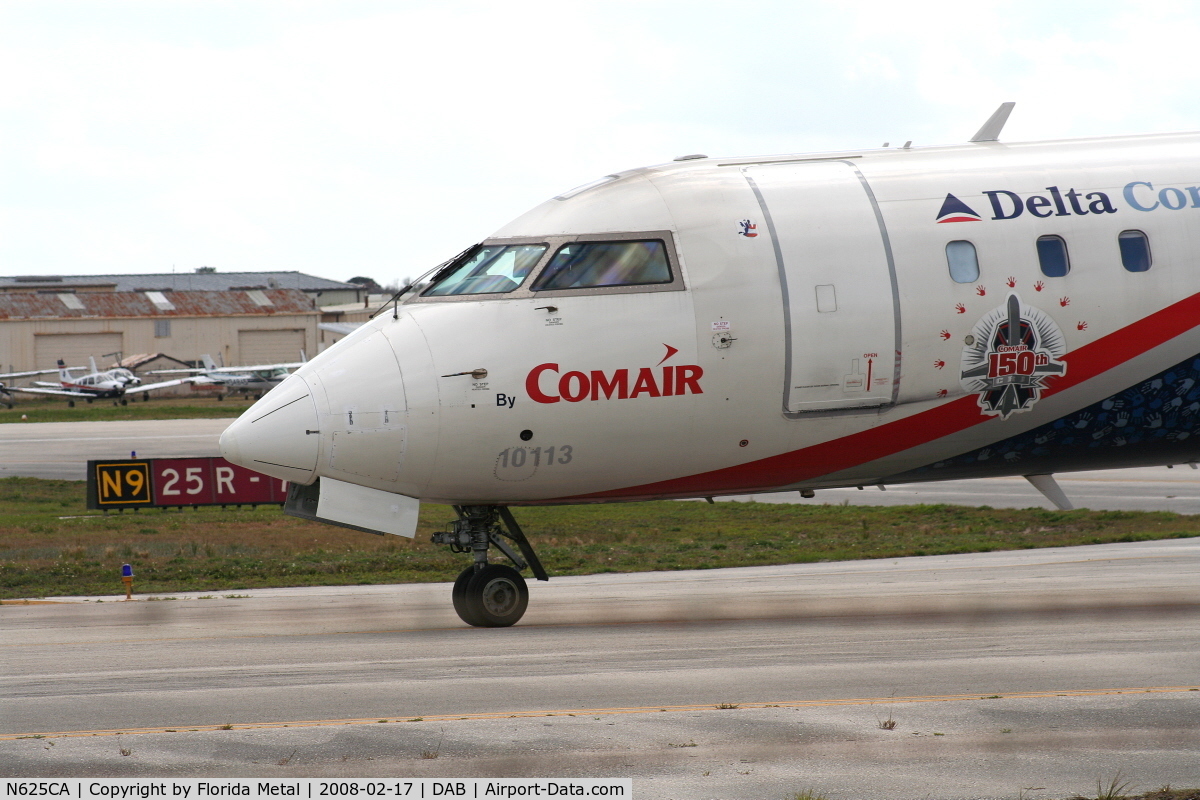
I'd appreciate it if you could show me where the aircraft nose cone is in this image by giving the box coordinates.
[220,375,320,483]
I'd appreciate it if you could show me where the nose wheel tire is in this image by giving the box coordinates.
[453,564,529,627]
[452,566,482,627]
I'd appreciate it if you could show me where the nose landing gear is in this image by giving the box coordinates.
[433,505,547,627]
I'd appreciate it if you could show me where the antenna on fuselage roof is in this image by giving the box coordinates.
[969,102,1016,143]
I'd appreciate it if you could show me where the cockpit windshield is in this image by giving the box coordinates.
[531,240,671,290]
[422,244,547,296]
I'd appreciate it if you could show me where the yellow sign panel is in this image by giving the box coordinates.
[94,462,152,505]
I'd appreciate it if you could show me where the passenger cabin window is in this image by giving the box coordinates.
[422,244,547,296]
[531,240,671,291]
[1118,230,1152,272]
[945,240,979,283]
[1036,235,1070,277]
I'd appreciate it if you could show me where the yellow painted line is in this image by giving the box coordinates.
[0,600,67,605]
[4,686,1197,741]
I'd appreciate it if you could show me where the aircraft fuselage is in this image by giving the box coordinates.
[223,131,1200,507]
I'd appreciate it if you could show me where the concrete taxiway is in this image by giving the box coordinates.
[4,538,1200,799]
[4,417,1200,512]
[0,419,233,481]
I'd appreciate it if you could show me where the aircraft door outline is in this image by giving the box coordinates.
[744,160,902,415]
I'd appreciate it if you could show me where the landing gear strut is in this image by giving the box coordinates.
[432,505,548,627]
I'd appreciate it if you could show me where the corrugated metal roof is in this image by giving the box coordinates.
[0,271,362,292]
[0,289,319,320]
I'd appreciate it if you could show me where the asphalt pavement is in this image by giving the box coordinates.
[4,419,1200,797]
[3,539,1200,799]
[0,419,232,481]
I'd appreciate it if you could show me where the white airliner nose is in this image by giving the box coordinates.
[220,375,320,484]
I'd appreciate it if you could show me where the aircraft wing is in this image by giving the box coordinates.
[0,368,66,380]
[196,363,302,373]
[149,363,301,375]
[6,385,92,398]
[320,322,362,336]
[132,377,198,393]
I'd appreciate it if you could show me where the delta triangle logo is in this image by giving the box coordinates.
[936,193,982,223]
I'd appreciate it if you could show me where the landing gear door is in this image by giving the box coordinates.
[745,161,899,414]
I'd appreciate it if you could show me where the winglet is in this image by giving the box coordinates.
[969,102,1016,143]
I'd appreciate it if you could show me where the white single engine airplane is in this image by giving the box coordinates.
[24,358,194,405]
[221,103,1200,627]
[149,354,304,398]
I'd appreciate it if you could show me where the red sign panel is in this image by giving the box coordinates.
[150,457,288,506]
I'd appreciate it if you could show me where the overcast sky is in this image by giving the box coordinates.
[3,1,1199,286]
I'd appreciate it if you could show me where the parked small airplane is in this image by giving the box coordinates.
[222,103,1200,627]
[0,367,77,408]
[23,358,194,405]
[149,354,304,398]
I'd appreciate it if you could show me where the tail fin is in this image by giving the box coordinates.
[201,354,218,371]
[300,349,307,363]
[57,359,71,382]
[88,356,98,374]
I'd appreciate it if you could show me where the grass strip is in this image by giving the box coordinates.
[0,395,251,423]
[2,476,1199,598]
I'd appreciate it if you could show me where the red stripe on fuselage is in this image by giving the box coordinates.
[563,291,1200,501]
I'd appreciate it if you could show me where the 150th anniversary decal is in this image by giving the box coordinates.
[960,294,1067,419]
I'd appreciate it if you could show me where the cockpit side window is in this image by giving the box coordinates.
[531,240,671,291]
[422,244,547,296]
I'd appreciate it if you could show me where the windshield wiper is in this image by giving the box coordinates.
[370,243,482,320]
